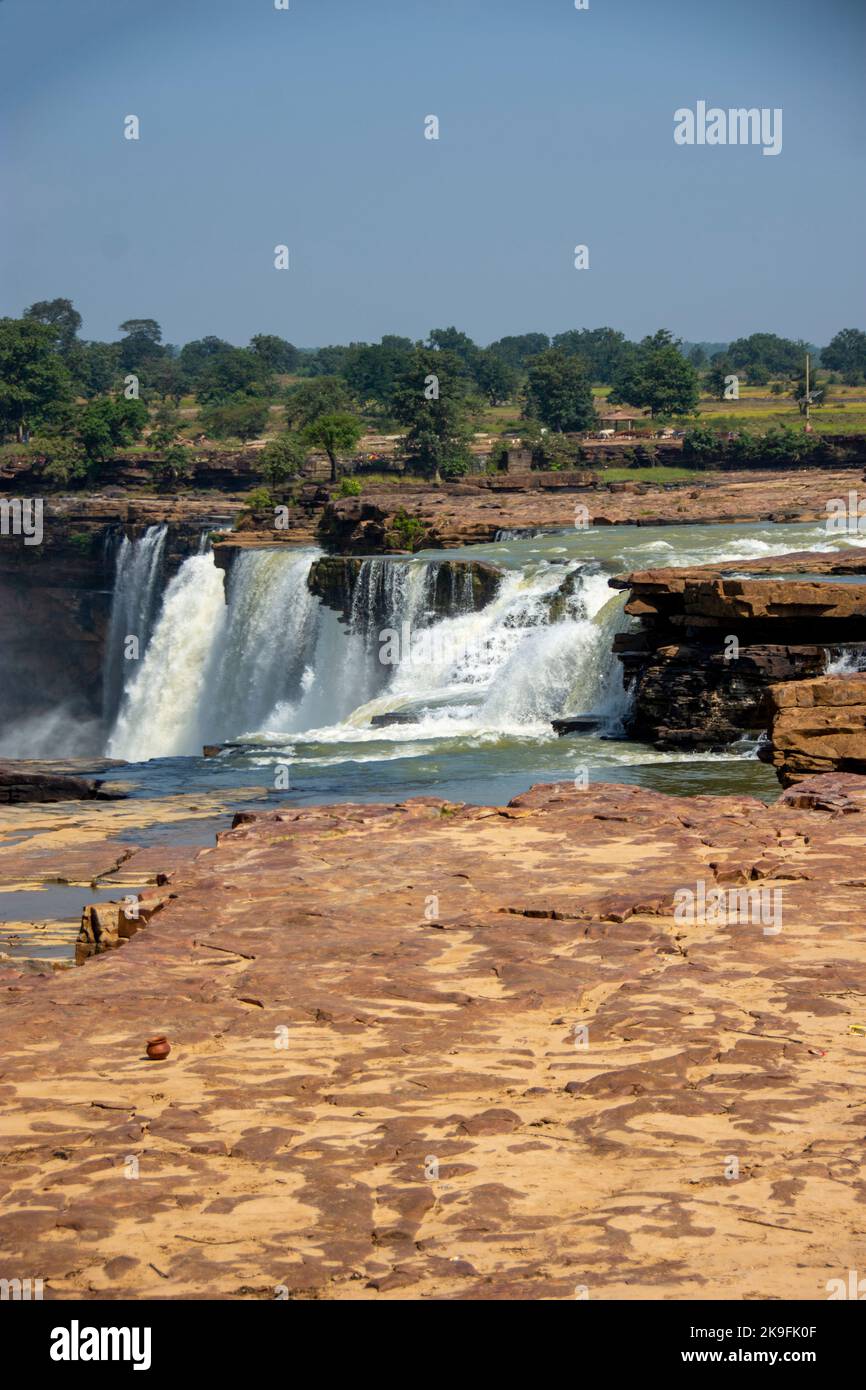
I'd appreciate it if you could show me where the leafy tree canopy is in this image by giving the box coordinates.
[118,318,165,372]
[822,328,866,379]
[249,334,299,374]
[610,331,700,417]
[486,333,549,370]
[285,376,354,429]
[302,411,363,482]
[23,297,82,355]
[196,347,270,405]
[726,332,804,378]
[0,317,74,438]
[551,327,629,383]
[524,348,596,432]
[390,348,474,482]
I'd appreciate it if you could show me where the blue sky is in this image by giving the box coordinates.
[1,0,863,348]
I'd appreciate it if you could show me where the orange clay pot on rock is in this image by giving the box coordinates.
[146,1036,171,1061]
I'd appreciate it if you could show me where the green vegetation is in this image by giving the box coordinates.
[389,349,474,482]
[387,508,428,550]
[199,397,270,442]
[610,331,700,417]
[302,412,364,483]
[596,465,713,483]
[525,349,596,433]
[1,298,865,495]
[259,433,305,491]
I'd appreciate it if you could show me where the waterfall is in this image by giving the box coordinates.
[107,554,227,761]
[103,546,628,762]
[205,548,321,737]
[106,547,323,759]
[102,525,168,723]
[337,562,628,736]
[825,645,866,675]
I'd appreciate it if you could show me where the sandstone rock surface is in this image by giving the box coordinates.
[1,777,866,1300]
[760,673,866,785]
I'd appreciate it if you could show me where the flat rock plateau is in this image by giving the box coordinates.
[1,775,865,1300]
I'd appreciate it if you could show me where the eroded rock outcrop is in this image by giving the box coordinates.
[759,672,866,785]
[0,762,123,804]
[612,559,866,748]
[306,555,502,621]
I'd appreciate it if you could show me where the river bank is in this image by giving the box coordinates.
[1,775,865,1299]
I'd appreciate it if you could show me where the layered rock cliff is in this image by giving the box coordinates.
[759,672,866,785]
[612,557,866,749]
[306,555,502,622]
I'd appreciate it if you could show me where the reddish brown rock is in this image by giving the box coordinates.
[611,558,866,748]
[760,673,866,785]
[1,777,866,1299]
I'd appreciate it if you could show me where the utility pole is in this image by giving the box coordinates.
[805,352,810,425]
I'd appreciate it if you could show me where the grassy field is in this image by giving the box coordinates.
[592,465,717,483]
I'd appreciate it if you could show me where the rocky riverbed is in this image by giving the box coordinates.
[1,775,865,1299]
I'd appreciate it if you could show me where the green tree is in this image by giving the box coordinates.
[118,318,165,373]
[342,337,414,405]
[427,326,479,367]
[705,357,735,400]
[524,348,596,432]
[196,347,270,405]
[610,332,700,417]
[389,349,474,482]
[77,395,149,463]
[726,332,803,378]
[0,318,74,440]
[284,376,353,430]
[146,355,187,404]
[148,403,193,488]
[178,336,233,388]
[200,396,270,441]
[23,297,82,355]
[77,341,121,398]
[486,333,549,370]
[259,432,306,491]
[822,329,866,379]
[681,423,723,465]
[552,327,629,383]
[302,411,363,483]
[249,334,299,374]
[306,345,352,377]
[472,349,518,404]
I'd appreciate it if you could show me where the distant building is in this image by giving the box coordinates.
[502,447,534,473]
[595,406,647,434]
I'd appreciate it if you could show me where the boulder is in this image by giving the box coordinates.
[759,673,866,785]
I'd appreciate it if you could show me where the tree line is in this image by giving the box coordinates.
[1,297,864,487]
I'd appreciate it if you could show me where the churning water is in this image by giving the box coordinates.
[2,515,855,808]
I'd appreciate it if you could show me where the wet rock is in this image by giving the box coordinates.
[0,764,124,804]
[611,559,866,748]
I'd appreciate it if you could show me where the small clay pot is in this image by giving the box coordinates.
[146,1035,171,1061]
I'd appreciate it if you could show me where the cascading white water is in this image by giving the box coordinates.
[104,545,628,762]
[107,554,228,760]
[336,561,628,738]
[204,548,321,737]
[107,547,324,759]
[102,525,168,723]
